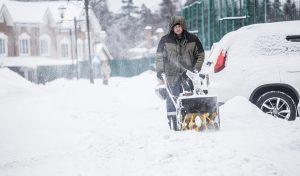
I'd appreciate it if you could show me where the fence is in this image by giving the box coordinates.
[182,0,300,50]
[109,57,155,77]
[18,57,155,84]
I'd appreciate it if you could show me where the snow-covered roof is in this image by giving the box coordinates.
[0,0,101,31]
[155,28,164,33]
[0,56,73,68]
[145,26,152,30]
[1,0,50,24]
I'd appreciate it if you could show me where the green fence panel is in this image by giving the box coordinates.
[109,57,155,77]
[183,0,267,50]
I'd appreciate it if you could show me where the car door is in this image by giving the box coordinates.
[279,35,300,96]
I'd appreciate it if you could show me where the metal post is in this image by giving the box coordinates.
[224,0,228,34]
[239,0,242,16]
[84,0,94,84]
[264,0,267,22]
[231,0,235,30]
[74,17,79,79]
[219,0,223,37]
[254,0,256,23]
[201,1,205,48]
[208,0,211,48]
[243,0,247,26]
[69,29,75,78]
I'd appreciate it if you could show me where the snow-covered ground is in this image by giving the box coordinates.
[0,68,300,176]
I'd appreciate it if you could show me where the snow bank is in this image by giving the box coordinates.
[0,70,300,176]
[0,68,37,98]
[0,56,73,68]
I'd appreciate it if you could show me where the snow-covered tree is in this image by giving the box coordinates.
[121,0,139,18]
[90,0,112,31]
[159,0,176,30]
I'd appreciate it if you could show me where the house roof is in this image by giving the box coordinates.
[0,0,101,31]
[2,0,50,24]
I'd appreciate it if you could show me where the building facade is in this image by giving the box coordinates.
[0,0,105,60]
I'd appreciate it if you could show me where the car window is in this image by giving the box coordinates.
[254,35,300,56]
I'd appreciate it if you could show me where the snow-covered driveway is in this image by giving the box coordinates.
[0,68,300,176]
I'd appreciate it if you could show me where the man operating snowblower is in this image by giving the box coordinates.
[155,16,206,130]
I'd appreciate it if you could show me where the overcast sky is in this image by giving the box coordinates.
[107,0,162,13]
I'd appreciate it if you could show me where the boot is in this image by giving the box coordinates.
[167,115,178,131]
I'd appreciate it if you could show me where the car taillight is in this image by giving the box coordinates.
[214,50,227,73]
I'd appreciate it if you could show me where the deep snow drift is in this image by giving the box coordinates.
[0,68,300,176]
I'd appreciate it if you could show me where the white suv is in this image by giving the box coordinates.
[203,21,300,120]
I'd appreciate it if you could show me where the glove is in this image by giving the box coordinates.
[158,78,164,85]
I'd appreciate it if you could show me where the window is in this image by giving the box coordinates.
[60,38,70,58]
[254,35,300,56]
[61,43,68,58]
[0,39,5,55]
[19,33,30,56]
[77,39,83,59]
[19,39,29,54]
[40,40,48,55]
[0,33,8,56]
[39,34,51,56]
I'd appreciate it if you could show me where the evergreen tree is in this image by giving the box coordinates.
[290,1,297,20]
[139,4,154,26]
[272,0,283,21]
[284,0,293,20]
[105,0,142,58]
[258,0,272,23]
[90,0,112,31]
[159,0,176,30]
[121,0,139,18]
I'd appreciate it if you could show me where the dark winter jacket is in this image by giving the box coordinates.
[155,16,205,87]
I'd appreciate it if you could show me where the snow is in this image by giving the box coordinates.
[0,68,300,176]
[0,1,100,31]
[2,0,84,23]
[206,20,300,64]
[2,0,49,24]
[156,28,164,33]
[94,43,114,61]
[145,26,152,30]
[0,56,73,68]
[202,20,300,103]
[0,68,37,98]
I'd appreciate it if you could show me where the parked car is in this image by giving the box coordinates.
[202,21,300,120]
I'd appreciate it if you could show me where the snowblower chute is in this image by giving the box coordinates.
[162,71,220,131]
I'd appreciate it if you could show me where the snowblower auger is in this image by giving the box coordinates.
[162,71,220,132]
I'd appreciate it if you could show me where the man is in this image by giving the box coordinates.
[156,16,205,130]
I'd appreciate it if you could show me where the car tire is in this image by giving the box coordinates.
[256,91,297,121]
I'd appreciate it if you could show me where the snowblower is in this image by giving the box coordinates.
[157,71,220,131]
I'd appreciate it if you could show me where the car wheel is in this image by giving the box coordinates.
[256,91,297,121]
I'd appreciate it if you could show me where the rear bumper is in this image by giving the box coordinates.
[208,82,246,103]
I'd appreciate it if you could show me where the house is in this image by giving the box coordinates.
[0,0,111,82]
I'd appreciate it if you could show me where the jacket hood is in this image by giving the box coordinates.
[168,16,187,33]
